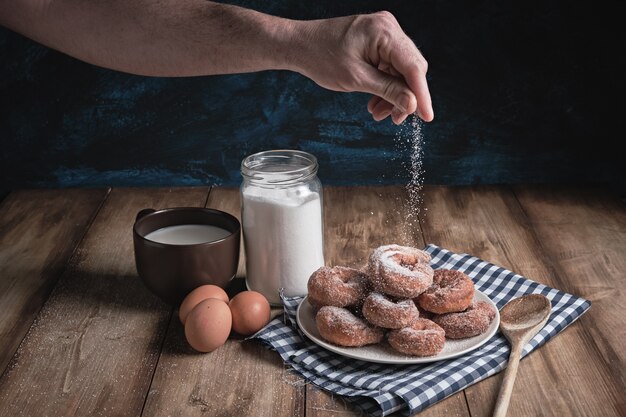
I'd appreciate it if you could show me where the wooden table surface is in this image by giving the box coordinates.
[0,185,624,417]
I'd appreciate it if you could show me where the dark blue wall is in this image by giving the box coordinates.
[1,1,623,192]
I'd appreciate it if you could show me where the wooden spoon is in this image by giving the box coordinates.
[492,294,551,417]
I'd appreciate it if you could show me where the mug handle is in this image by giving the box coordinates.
[136,208,156,222]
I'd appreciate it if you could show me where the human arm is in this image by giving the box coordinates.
[0,1,433,123]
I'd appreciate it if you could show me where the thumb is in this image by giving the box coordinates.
[359,65,417,114]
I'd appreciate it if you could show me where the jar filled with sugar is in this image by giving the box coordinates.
[240,150,324,305]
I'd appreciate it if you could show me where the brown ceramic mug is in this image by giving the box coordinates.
[133,207,240,305]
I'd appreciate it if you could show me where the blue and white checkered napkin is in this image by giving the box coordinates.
[251,244,591,416]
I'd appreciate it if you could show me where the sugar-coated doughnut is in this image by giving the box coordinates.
[387,318,446,356]
[307,266,368,308]
[362,292,419,329]
[418,269,475,314]
[433,301,496,339]
[315,306,384,347]
[368,245,433,299]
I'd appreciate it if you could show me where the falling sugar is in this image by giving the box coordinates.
[393,114,426,244]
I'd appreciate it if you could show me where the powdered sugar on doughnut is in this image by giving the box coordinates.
[362,292,419,329]
[380,251,429,276]
[307,266,368,308]
[418,269,475,314]
[315,306,384,347]
[433,301,496,339]
[370,245,430,271]
[368,292,413,309]
[387,318,445,356]
[368,245,433,298]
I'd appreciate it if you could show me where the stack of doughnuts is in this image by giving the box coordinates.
[307,244,496,356]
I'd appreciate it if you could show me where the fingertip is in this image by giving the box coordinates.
[373,110,392,122]
[417,107,434,122]
[368,96,382,114]
[402,62,433,121]
[391,107,409,125]
[393,114,409,125]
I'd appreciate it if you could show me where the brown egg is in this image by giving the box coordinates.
[184,298,232,353]
[179,284,229,325]
[229,291,271,336]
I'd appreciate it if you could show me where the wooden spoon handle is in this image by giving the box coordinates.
[492,343,523,417]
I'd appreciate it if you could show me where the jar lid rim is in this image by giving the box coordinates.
[241,150,318,184]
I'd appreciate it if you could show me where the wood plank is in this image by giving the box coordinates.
[306,387,364,417]
[142,187,304,417]
[0,187,208,416]
[306,186,470,417]
[0,188,108,375]
[420,185,624,417]
[513,185,626,416]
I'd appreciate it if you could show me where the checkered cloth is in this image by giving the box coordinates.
[250,244,591,416]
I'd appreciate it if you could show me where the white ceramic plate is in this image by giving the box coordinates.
[296,290,500,364]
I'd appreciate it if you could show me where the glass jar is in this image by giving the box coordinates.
[240,150,324,305]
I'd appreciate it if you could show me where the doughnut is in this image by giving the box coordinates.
[368,245,433,299]
[418,269,475,314]
[315,306,384,347]
[387,318,446,356]
[362,292,419,329]
[414,301,434,320]
[307,266,368,308]
[433,301,496,339]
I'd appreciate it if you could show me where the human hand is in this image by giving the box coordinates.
[292,11,433,124]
